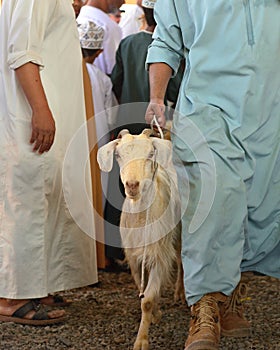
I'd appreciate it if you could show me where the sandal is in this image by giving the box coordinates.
[40,294,72,307]
[0,300,66,326]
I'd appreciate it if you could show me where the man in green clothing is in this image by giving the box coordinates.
[111,0,182,107]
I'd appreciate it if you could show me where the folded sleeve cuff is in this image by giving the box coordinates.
[8,51,44,70]
[146,42,181,78]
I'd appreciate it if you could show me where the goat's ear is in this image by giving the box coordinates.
[152,138,172,167]
[117,129,130,138]
[141,128,153,137]
[97,139,119,172]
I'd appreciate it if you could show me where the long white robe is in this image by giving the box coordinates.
[119,4,144,39]
[0,0,98,299]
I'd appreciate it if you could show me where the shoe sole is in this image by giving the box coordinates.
[221,328,251,338]
[185,340,218,350]
[0,314,66,326]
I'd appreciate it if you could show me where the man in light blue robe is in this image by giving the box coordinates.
[145,1,280,349]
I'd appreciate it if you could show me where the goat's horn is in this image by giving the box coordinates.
[141,128,154,137]
[117,129,130,138]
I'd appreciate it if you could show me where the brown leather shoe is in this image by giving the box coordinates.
[185,293,227,350]
[220,282,251,337]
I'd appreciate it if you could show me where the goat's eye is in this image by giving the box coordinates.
[148,151,154,159]
[115,151,120,159]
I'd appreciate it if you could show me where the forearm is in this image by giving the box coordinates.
[15,62,50,113]
[149,62,172,103]
[15,62,55,154]
[145,63,172,127]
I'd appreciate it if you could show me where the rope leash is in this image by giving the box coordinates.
[151,115,164,139]
[139,116,164,299]
[139,206,150,299]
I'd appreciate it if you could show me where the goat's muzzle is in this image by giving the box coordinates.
[125,180,140,199]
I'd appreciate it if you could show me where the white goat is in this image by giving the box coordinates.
[97,129,184,350]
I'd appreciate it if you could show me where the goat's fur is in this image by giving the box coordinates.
[97,129,185,350]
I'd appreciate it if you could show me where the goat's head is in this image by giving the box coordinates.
[97,129,173,200]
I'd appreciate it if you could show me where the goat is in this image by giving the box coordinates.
[97,129,185,350]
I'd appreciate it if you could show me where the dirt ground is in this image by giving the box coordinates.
[0,270,279,350]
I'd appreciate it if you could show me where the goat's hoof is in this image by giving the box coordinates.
[133,339,149,350]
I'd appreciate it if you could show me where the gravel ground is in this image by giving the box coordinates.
[0,270,279,350]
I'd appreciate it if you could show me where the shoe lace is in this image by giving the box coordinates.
[191,295,219,334]
[223,282,247,317]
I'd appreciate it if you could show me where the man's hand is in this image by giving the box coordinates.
[15,62,56,154]
[146,62,173,128]
[30,106,56,154]
[145,100,166,128]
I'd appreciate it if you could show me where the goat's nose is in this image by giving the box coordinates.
[126,180,140,190]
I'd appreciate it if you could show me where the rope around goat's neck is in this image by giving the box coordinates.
[139,116,164,299]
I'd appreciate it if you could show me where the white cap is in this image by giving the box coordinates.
[142,0,157,9]
[77,20,104,49]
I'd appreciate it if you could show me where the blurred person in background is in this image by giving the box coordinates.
[108,6,124,25]
[119,0,143,38]
[72,0,85,18]
[77,0,124,75]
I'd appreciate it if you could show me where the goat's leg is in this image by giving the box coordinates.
[128,258,141,291]
[151,299,162,324]
[174,260,185,303]
[133,267,161,350]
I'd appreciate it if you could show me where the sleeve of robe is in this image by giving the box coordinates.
[146,0,189,76]
[7,0,56,70]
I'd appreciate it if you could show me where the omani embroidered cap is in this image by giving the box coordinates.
[77,20,104,50]
[142,0,157,9]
